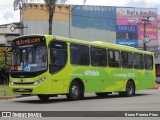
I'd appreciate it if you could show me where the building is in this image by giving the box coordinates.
[0,3,159,84]
[0,22,22,46]
[21,3,158,51]
[0,3,159,50]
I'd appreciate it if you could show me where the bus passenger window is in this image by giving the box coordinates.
[70,44,89,66]
[49,41,67,74]
[133,53,144,69]
[108,49,120,67]
[121,52,133,69]
[90,47,107,66]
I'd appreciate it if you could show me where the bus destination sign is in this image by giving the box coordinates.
[13,36,45,46]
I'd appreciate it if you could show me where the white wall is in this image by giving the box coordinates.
[0,23,21,45]
[0,35,7,44]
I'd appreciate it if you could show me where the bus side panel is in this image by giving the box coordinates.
[136,70,155,90]
[68,66,94,93]
[104,68,132,92]
[68,67,127,93]
[49,66,71,94]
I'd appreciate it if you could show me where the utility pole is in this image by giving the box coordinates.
[143,19,147,51]
[140,17,151,51]
[14,0,24,35]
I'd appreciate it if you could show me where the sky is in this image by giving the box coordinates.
[0,0,160,25]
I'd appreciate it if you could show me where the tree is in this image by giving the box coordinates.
[44,0,86,35]
[44,0,61,35]
[14,0,87,35]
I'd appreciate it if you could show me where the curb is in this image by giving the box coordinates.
[0,96,21,100]
[0,95,31,100]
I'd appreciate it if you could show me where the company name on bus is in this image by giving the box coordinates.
[113,73,135,78]
[85,70,99,76]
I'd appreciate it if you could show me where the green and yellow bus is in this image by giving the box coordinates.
[9,35,156,101]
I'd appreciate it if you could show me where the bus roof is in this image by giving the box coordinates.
[52,35,153,55]
[13,34,153,55]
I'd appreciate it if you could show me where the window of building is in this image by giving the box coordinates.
[121,51,133,68]
[90,47,107,66]
[108,49,120,67]
[70,44,89,65]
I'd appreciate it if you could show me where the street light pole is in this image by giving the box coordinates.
[14,0,24,35]
[143,20,147,51]
[141,17,151,51]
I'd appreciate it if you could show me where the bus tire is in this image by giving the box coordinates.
[126,81,135,97]
[96,92,108,98]
[119,81,135,97]
[67,81,81,101]
[37,95,50,101]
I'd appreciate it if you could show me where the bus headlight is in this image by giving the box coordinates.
[34,77,47,85]
[10,81,14,85]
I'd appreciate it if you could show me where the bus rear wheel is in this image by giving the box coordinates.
[119,81,135,97]
[67,81,81,101]
[37,95,50,101]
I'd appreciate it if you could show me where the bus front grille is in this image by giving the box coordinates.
[13,82,34,85]
[13,88,33,92]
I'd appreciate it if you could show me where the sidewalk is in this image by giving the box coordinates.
[0,96,17,99]
[0,95,21,100]
[0,95,32,100]
[0,85,23,100]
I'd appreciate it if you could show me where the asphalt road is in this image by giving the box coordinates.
[0,88,160,119]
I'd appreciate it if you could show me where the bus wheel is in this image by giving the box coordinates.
[119,81,135,97]
[126,81,135,97]
[37,95,50,101]
[96,92,108,98]
[67,81,81,101]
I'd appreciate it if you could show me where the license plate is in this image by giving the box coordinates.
[18,88,26,91]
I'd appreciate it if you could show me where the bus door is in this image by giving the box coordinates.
[49,40,68,93]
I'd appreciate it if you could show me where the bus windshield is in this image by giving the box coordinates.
[11,45,47,72]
